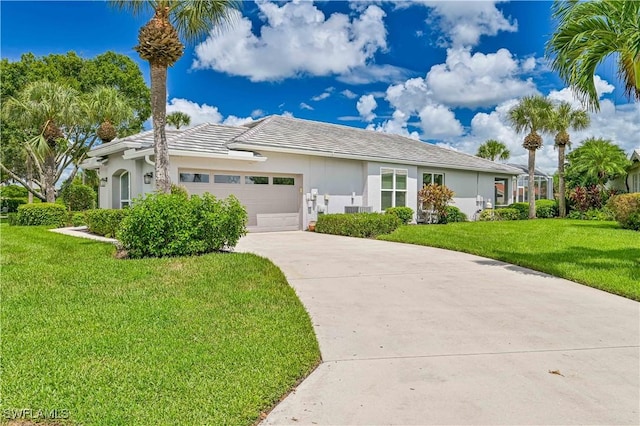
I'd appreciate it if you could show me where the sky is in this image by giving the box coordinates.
[1,0,639,173]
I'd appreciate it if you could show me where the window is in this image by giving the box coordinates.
[494,178,508,206]
[180,173,209,183]
[514,175,551,202]
[120,171,130,209]
[422,172,444,187]
[381,168,407,210]
[632,173,639,193]
[214,174,240,184]
[273,177,295,185]
[245,176,269,185]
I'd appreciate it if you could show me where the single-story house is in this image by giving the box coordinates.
[611,149,640,193]
[507,164,554,203]
[83,115,521,231]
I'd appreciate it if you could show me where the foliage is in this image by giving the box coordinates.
[0,184,28,198]
[117,193,248,258]
[476,139,510,161]
[385,206,414,224]
[546,0,640,111]
[315,212,402,238]
[15,203,67,227]
[70,212,87,227]
[508,202,530,220]
[170,183,189,199]
[85,209,130,238]
[60,182,96,211]
[445,206,467,223]
[418,183,455,223]
[1,197,27,213]
[535,199,558,219]
[567,208,615,221]
[569,185,609,212]
[7,213,18,226]
[607,193,640,231]
[1,224,320,425]
[166,111,191,129]
[479,208,520,221]
[565,137,630,188]
[380,220,640,301]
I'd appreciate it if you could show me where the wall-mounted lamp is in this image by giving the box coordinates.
[100,177,108,187]
[144,172,153,185]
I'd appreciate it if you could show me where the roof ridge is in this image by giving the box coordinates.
[232,115,276,142]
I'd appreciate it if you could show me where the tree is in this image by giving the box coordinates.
[85,86,134,143]
[550,102,590,217]
[546,0,640,111]
[476,139,510,162]
[508,95,554,219]
[565,137,630,189]
[167,111,191,129]
[110,0,240,193]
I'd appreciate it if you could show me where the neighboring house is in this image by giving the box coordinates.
[83,115,521,231]
[612,149,640,193]
[507,164,554,203]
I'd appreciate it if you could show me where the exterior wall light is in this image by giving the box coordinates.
[144,172,153,185]
[100,177,108,187]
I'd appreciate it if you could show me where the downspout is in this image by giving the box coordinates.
[144,155,154,166]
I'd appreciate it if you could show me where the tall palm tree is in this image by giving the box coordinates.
[110,0,239,193]
[508,95,554,219]
[476,139,510,162]
[550,102,590,217]
[166,111,191,129]
[546,0,640,111]
[84,86,134,143]
[566,137,630,189]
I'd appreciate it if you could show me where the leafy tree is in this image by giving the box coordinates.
[565,137,630,189]
[508,95,554,219]
[546,0,640,111]
[476,139,510,161]
[110,0,240,193]
[85,86,134,143]
[550,102,590,217]
[167,111,191,129]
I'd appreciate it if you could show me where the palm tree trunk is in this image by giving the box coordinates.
[44,152,56,203]
[150,62,171,193]
[528,149,536,219]
[27,156,33,204]
[558,144,566,217]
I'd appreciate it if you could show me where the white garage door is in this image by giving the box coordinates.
[179,170,301,232]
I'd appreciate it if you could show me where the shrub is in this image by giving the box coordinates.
[569,185,611,212]
[607,193,640,230]
[443,206,467,223]
[625,212,640,231]
[567,208,615,221]
[508,202,529,220]
[0,184,28,198]
[71,212,87,227]
[85,209,130,238]
[316,212,401,238]
[1,197,27,213]
[536,199,558,218]
[479,208,520,221]
[7,213,18,226]
[16,203,67,227]
[117,193,247,258]
[385,206,413,224]
[418,184,455,223]
[60,183,96,211]
[171,184,189,199]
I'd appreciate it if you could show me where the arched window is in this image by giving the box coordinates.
[120,171,130,208]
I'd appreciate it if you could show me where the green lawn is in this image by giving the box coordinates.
[0,225,320,425]
[379,220,640,301]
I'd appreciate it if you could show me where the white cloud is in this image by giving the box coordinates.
[418,104,464,138]
[311,87,334,102]
[166,98,255,128]
[222,115,255,126]
[336,64,413,85]
[341,89,358,99]
[356,94,378,121]
[548,75,615,108]
[250,109,265,118]
[193,2,388,82]
[300,102,314,111]
[282,111,294,118]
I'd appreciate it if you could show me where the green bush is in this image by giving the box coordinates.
[535,199,558,218]
[607,193,640,230]
[171,183,189,199]
[385,206,414,224]
[16,203,67,227]
[316,212,401,238]
[1,197,27,213]
[479,208,520,221]
[567,208,615,221]
[117,193,247,258]
[0,184,28,198]
[507,202,529,220]
[7,213,18,226]
[85,209,129,238]
[60,183,96,211]
[444,206,467,223]
[70,212,87,227]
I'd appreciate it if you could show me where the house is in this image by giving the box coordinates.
[612,149,640,193]
[83,115,521,231]
[507,164,554,203]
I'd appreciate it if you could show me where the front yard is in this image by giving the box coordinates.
[380,220,640,301]
[0,225,320,425]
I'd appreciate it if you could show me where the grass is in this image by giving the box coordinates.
[0,225,320,425]
[379,219,640,301]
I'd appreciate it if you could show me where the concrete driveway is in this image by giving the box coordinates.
[236,231,640,425]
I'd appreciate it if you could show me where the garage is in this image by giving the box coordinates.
[178,169,302,232]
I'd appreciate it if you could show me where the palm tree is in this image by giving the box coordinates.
[508,95,554,219]
[546,0,640,111]
[476,139,510,162]
[166,111,191,129]
[84,86,134,143]
[110,0,239,193]
[566,137,630,189]
[550,102,590,217]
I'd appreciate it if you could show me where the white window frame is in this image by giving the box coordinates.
[422,172,445,187]
[120,171,130,209]
[381,168,408,210]
[494,177,509,206]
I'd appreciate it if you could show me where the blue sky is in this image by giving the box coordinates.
[2,0,638,173]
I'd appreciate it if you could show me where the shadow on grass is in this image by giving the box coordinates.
[566,221,621,230]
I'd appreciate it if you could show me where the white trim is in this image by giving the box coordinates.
[120,148,267,162]
[80,157,107,169]
[89,141,142,157]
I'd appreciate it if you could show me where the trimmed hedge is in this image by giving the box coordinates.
[71,212,87,227]
[117,193,247,258]
[60,183,96,211]
[535,199,558,218]
[1,197,27,213]
[479,208,520,221]
[567,208,615,221]
[85,209,130,238]
[315,212,402,238]
[15,203,67,227]
[507,202,529,220]
[385,206,414,224]
[607,193,640,230]
[444,206,467,223]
